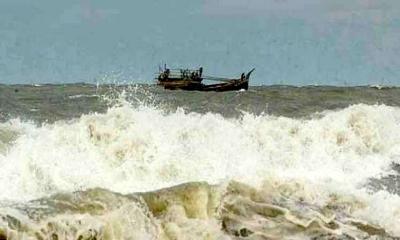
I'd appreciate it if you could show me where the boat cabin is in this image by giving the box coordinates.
[158,67,203,83]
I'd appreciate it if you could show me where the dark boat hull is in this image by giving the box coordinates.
[162,80,248,92]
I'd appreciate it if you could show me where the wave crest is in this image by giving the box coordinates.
[0,103,399,235]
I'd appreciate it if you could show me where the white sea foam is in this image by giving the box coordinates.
[0,103,399,234]
[68,94,99,99]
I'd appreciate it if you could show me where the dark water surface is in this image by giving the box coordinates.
[1,84,400,123]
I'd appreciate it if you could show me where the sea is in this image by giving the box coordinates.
[0,83,399,239]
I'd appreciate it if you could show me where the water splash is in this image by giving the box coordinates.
[0,181,398,239]
[0,101,399,236]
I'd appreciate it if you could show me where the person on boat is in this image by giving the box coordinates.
[199,67,203,77]
[184,69,190,80]
[160,68,170,81]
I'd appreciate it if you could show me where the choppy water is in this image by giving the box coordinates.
[0,84,400,239]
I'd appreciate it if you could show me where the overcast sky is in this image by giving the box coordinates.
[0,0,399,85]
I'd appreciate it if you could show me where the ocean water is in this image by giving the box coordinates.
[0,84,400,239]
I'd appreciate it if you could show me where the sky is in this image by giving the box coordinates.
[0,0,399,86]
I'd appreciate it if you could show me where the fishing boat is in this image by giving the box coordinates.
[156,66,255,92]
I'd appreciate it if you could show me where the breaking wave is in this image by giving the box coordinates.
[0,100,400,238]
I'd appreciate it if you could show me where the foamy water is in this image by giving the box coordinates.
[0,85,400,238]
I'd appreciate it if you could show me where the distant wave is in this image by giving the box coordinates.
[369,84,396,90]
[68,94,99,99]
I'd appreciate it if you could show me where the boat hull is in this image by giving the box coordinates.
[161,80,249,92]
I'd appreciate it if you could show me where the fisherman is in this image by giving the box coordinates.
[199,67,203,77]
[160,68,170,81]
[184,69,190,80]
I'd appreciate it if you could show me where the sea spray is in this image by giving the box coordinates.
[0,92,400,237]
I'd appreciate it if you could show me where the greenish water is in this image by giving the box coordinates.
[1,84,400,122]
[0,84,399,239]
